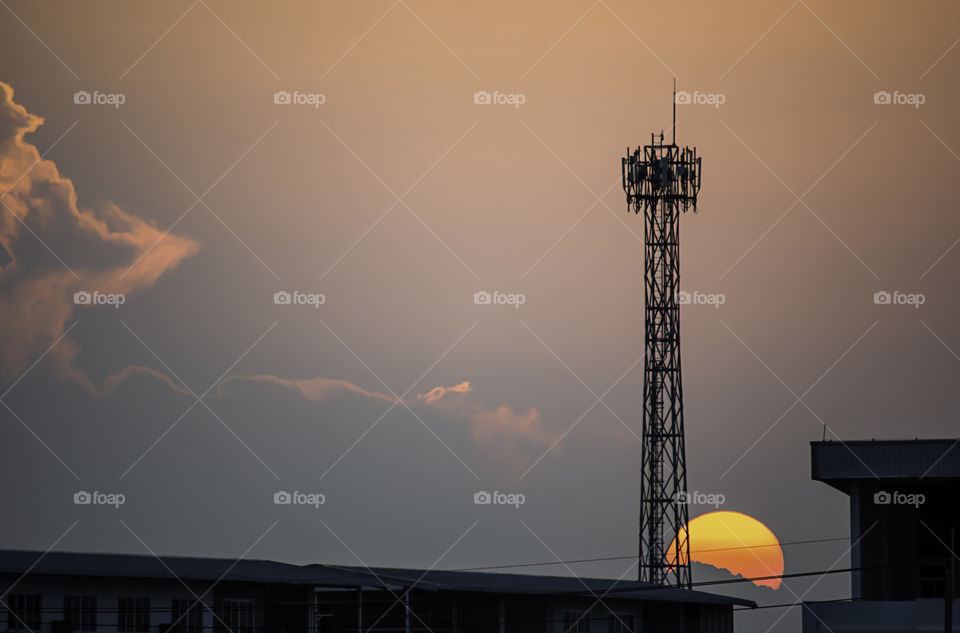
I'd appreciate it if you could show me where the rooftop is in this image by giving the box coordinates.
[0,550,754,608]
[811,438,960,488]
[329,565,754,606]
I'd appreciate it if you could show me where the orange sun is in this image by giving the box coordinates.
[667,510,784,589]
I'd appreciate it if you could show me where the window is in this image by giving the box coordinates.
[119,597,150,633]
[609,614,636,633]
[6,594,41,631]
[315,613,334,633]
[170,599,204,633]
[562,611,590,633]
[64,595,97,631]
[220,599,254,633]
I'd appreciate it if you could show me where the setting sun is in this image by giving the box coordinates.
[669,511,784,589]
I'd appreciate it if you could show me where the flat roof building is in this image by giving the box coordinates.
[803,439,960,632]
[0,549,753,633]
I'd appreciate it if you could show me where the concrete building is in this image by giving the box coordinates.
[803,439,960,632]
[0,549,753,633]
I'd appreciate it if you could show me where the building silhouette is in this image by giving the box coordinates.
[0,549,752,633]
[803,439,960,632]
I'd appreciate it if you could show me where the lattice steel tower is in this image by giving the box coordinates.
[621,87,701,588]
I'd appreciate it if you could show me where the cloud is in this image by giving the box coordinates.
[468,405,553,456]
[216,374,395,404]
[0,81,199,391]
[416,380,472,404]
[99,366,194,397]
[221,373,556,461]
[414,380,556,460]
[415,381,554,455]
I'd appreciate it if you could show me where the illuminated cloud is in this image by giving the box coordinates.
[216,374,395,404]
[220,375,555,459]
[100,365,193,396]
[415,381,555,459]
[467,404,554,459]
[0,81,199,391]
[416,381,472,404]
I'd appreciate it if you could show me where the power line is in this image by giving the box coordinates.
[452,536,850,572]
[551,560,923,597]
[734,588,917,612]
[735,596,857,612]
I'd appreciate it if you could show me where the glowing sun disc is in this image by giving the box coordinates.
[668,510,784,589]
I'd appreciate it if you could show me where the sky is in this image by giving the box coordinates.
[2,1,960,631]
